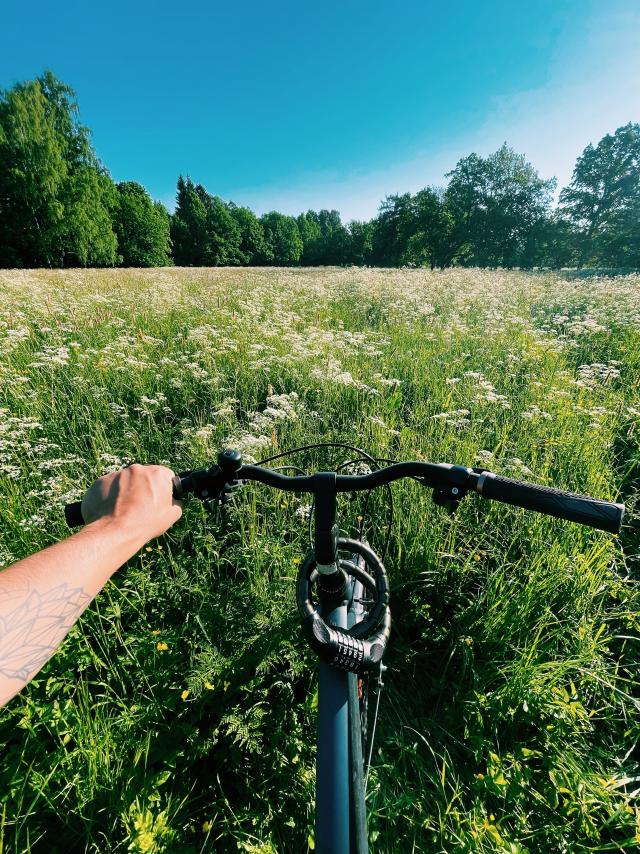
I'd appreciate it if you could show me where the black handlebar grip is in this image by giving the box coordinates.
[477,472,624,534]
[64,501,85,528]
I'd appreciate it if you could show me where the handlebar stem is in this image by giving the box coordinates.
[312,472,340,574]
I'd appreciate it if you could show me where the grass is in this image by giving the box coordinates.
[0,266,638,853]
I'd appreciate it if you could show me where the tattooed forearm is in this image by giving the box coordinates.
[0,582,90,681]
[0,514,149,707]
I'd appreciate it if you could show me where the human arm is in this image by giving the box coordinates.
[0,464,182,707]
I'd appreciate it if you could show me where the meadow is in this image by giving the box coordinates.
[0,266,638,853]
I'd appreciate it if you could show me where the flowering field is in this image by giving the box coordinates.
[0,266,638,853]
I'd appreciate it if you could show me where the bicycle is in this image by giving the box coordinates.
[65,445,625,853]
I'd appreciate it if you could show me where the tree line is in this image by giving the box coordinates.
[1,72,638,270]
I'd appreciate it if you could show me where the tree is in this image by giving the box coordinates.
[60,167,119,267]
[171,177,245,266]
[444,144,555,267]
[197,189,243,265]
[260,212,302,265]
[559,123,640,266]
[112,181,172,267]
[170,176,209,265]
[533,214,581,268]
[346,220,373,265]
[296,209,349,265]
[370,193,416,266]
[0,71,117,267]
[229,203,269,265]
[317,209,349,265]
[297,211,323,265]
[402,188,458,268]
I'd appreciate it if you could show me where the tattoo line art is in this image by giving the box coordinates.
[0,583,90,680]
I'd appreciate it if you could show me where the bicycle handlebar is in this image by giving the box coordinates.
[477,472,624,534]
[62,450,624,675]
[64,452,625,534]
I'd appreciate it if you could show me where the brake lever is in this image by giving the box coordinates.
[413,476,468,514]
[432,485,467,514]
[216,479,244,506]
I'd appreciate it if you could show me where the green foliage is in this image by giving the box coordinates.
[0,71,117,268]
[560,123,640,267]
[170,175,209,265]
[445,144,556,267]
[1,71,639,271]
[370,188,457,269]
[229,203,269,265]
[297,209,349,265]
[297,211,323,264]
[370,193,416,266]
[200,191,243,266]
[346,220,373,265]
[260,211,303,265]
[113,182,172,267]
[0,267,638,851]
[171,177,245,266]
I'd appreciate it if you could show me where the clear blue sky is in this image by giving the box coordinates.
[2,0,639,220]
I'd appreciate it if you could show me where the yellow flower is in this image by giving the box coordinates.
[151,629,161,635]
[202,820,212,832]
[356,515,363,522]
[181,689,190,701]
[292,556,301,566]
[205,681,214,690]
[145,546,153,552]
[156,641,169,651]
[476,772,484,780]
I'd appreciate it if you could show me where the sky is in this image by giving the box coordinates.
[1,0,639,221]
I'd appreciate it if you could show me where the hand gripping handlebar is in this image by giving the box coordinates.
[65,455,624,534]
[63,450,624,676]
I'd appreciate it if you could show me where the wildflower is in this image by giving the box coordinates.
[295,504,311,520]
[156,642,169,651]
[205,681,214,690]
[181,690,190,701]
[202,821,212,832]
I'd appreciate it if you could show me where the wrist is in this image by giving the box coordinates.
[81,515,151,563]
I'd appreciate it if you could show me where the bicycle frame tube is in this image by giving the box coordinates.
[316,595,350,853]
[316,574,369,853]
[348,577,368,853]
[314,474,366,854]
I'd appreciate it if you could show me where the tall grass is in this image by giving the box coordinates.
[0,267,638,852]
